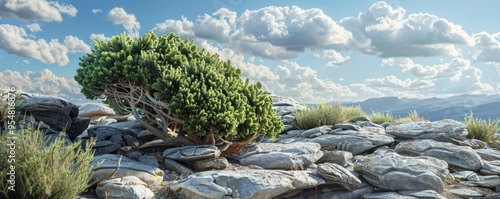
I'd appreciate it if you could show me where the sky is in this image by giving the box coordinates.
[1,0,500,104]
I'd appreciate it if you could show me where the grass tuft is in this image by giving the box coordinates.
[293,102,366,129]
[464,112,499,144]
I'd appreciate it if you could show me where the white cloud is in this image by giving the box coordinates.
[0,69,87,102]
[22,60,29,64]
[90,33,111,42]
[92,9,102,14]
[0,0,77,22]
[472,31,500,62]
[26,23,42,32]
[106,7,140,37]
[0,24,69,66]
[340,1,473,58]
[64,35,91,53]
[153,16,195,39]
[365,75,435,90]
[193,8,236,43]
[313,49,351,66]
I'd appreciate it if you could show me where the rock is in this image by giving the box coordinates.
[354,149,450,193]
[333,123,362,131]
[395,139,483,170]
[163,145,220,162]
[461,175,500,188]
[451,170,477,180]
[362,190,446,199]
[192,157,229,171]
[452,138,491,149]
[449,188,484,198]
[316,163,361,191]
[138,154,160,167]
[315,181,373,199]
[96,176,154,199]
[127,115,137,122]
[93,140,121,155]
[232,142,323,170]
[163,158,193,175]
[475,149,500,161]
[386,119,468,142]
[78,103,115,121]
[295,129,394,155]
[90,154,164,186]
[17,96,78,131]
[300,125,333,138]
[481,161,500,175]
[169,169,325,199]
[86,126,138,155]
[317,150,353,166]
[66,117,90,141]
[100,118,117,125]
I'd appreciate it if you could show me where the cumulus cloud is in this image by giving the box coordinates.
[365,75,435,90]
[106,7,140,37]
[26,23,42,32]
[340,1,473,58]
[473,31,500,62]
[92,9,102,14]
[0,69,88,102]
[153,16,195,39]
[0,0,77,22]
[193,8,236,43]
[90,33,111,42]
[0,24,90,66]
[64,35,91,53]
[313,49,351,66]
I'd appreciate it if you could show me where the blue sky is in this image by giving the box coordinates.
[1,0,500,104]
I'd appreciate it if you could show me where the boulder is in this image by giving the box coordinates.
[169,169,325,199]
[395,139,483,170]
[317,150,353,166]
[191,157,229,171]
[386,119,468,142]
[90,154,164,186]
[316,163,361,191]
[362,190,446,199]
[232,142,323,170]
[96,176,154,199]
[86,125,139,155]
[475,149,500,161]
[354,149,450,193]
[314,181,373,199]
[481,161,500,175]
[66,117,90,141]
[163,145,221,162]
[78,103,115,121]
[17,96,78,131]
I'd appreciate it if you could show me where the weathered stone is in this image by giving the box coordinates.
[362,190,446,199]
[163,158,193,175]
[138,154,160,167]
[452,138,491,149]
[395,139,483,170]
[316,163,361,191]
[91,154,164,186]
[17,96,77,131]
[192,157,229,171]
[385,119,468,142]
[301,125,333,138]
[317,150,353,165]
[481,161,500,175]
[93,140,121,155]
[475,149,500,161]
[66,117,90,141]
[163,145,220,162]
[232,142,323,170]
[354,149,450,192]
[461,175,500,188]
[296,130,394,155]
[333,123,362,131]
[96,176,154,199]
[170,169,325,199]
[87,125,138,155]
[100,118,117,125]
[449,188,484,198]
[315,181,373,199]
[78,103,115,119]
[451,171,477,180]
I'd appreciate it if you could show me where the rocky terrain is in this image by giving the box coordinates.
[10,92,500,199]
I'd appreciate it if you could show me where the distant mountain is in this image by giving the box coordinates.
[342,94,500,122]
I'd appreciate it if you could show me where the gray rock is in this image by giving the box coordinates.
[138,155,160,167]
[481,161,500,175]
[192,157,229,171]
[333,123,362,131]
[316,181,373,199]
[96,176,154,199]
[87,125,138,155]
[395,139,483,170]
[362,190,446,199]
[232,142,323,170]
[354,149,450,192]
[163,158,193,175]
[169,169,325,199]
[475,149,500,161]
[449,188,484,198]
[317,150,353,165]
[301,125,333,138]
[17,96,77,131]
[91,154,164,186]
[163,145,220,162]
[66,117,90,141]
[386,119,468,142]
[78,103,115,120]
[486,193,500,199]
[461,175,500,188]
[302,130,394,155]
[452,138,491,149]
[451,171,477,180]
[316,163,361,191]
[100,118,118,125]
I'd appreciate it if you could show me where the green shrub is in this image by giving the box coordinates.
[393,117,414,123]
[0,126,96,199]
[75,31,282,153]
[368,111,393,124]
[294,102,366,129]
[464,112,499,144]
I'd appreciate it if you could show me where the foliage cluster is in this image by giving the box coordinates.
[0,126,96,199]
[464,112,499,144]
[75,31,282,152]
[293,102,366,129]
[369,110,427,124]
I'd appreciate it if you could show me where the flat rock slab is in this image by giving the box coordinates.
[316,163,361,191]
[96,176,154,199]
[163,145,221,162]
[475,149,500,161]
[169,169,325,199]
[362,190,446,199]
[282,130,394,155]
[386,119,468,142]
[354,149,450,193]
[91,154,164,186]
[481,161,500,175]
[78,103,115,118]
[232,142,323,170]
[316,181,373,199]
[395,139,483,170]
[17,96,78,131]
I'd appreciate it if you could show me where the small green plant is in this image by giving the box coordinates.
[464,112,499,144]
[369,109,426,124]
[0,126,96,199]
[368,110,393,124]
[294,102,366,129]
